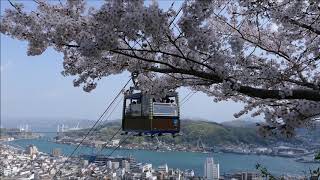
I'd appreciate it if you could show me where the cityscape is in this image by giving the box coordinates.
[1,143,309,180]
[1,119,320,179]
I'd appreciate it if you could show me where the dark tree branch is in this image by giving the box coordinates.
[8,0,22,13]
[238,86,320,101]
[213,12,292,62]
[59,36,320,102]
[286,17,320,35]
[116,48,217,73]
[143,67,320,102]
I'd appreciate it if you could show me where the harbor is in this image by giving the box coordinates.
[5,138,320,177]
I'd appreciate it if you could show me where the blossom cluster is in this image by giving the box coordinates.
[1,0,319,136]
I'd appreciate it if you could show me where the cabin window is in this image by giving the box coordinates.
[125,98,142,117]
[152,96,178,116]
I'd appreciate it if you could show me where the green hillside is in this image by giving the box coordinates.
[158,120,272,146]
[64,120,279,146]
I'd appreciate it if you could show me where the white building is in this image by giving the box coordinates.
[112,161,120,169]
[184,169,195,177]
[116,168,125,178]
[142,171,153,179]
[158,164,168,173]
[111,139,120,146]
[140,163,152,172]
[107,160,112,169]
[26,145,38,156]
[121,160,130,172]
[204,157,220,180]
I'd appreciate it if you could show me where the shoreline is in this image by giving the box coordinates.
[4,136,319,166]
[26,138,320,163]
[5,139,320,177]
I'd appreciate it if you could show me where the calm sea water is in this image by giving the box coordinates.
[8,139,319,176]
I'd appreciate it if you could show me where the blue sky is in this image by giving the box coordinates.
[1,0,250,123]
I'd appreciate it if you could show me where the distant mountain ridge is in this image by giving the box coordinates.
[4,117,319,147]
[221,119,258,128]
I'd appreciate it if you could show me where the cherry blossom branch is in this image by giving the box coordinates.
[7,0,22,14]
[285,17,320,35]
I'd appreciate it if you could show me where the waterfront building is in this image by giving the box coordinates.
[25,145,38,156]
[311,175,319,180]
[204,157,220,180]
[51,148,61,157]
[142,171,153,179]
[155,171,166,180]
[112,161,120,169]
[129,158,138,171]
[107,160,112,169]
[158,164,169,173]
[184,169,195,177]
[131,162,152,173]
[131,162,141,173]
[168,169,183,180]
[122,160,130,172]
[141,163,152,172]
[116,168,125,178]
[112,139,120,146]
[82,160,89,166]
[273,146,307,157]
[224,172,263,180]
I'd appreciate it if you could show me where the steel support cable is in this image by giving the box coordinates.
[52,78,131,179]
[181,91,196,105]
[81,127,122,170]
[91,91,194,164]
[83,96,125,156]
[97,127,123,154]
[104,132,132,158]
[84,95,126,154]
[98,92,192,158]
[95,126,131,156]
[91,96,124,138]
[180,91,193,103]
[86,98,123,156]
[102,91,195,159]
[54,83,193,178]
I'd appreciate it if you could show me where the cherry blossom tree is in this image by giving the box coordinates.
[1,0,319,137]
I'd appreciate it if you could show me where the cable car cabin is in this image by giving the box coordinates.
[122,91,180,136]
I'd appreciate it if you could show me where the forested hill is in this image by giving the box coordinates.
[63,119,319,147]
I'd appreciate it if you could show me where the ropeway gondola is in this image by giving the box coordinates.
[121,73,180,137]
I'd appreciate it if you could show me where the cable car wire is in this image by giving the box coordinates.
[52,78,131,179]
[180,91,193,103]
[91,89,193,158]
[105,132,132,158]
[90,96,126,155]
[105,91,188,157]
[181,92,195,105]
[53,76,193,178]
[96,126,123,156]
[79,96,125,155]
[80,127,123,172]
[181,91,196,105]
[86,96,125,156]
[91,96,124,137]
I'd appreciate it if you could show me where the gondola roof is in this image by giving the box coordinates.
[124,91,178,99]
[124,92,142,99]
